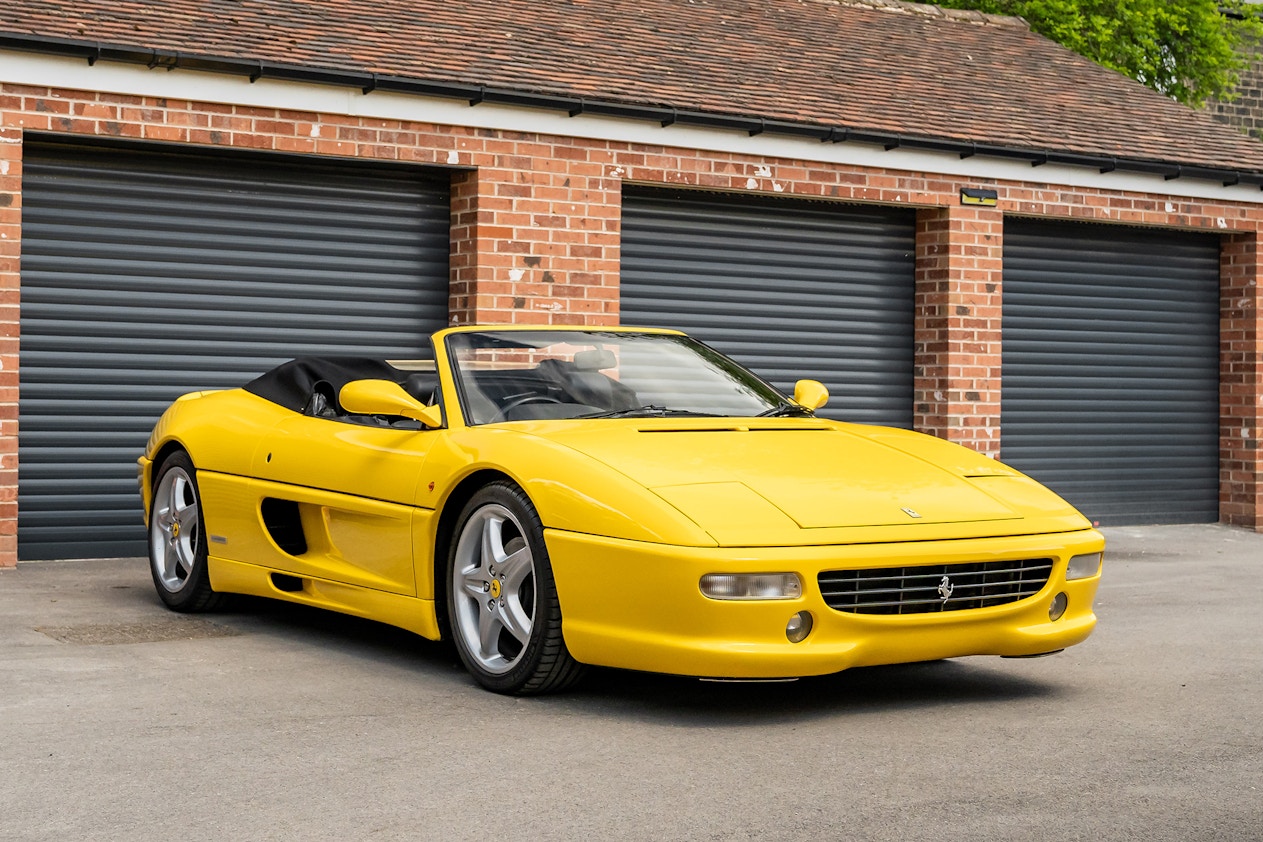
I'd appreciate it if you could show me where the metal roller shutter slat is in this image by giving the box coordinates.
[18,142,450,560]
[1001,219,1219,525]
[620,188,915,427]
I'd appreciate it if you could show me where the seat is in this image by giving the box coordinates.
[539,352,638,411]
[301,380,339,418]
[402,372,439,405]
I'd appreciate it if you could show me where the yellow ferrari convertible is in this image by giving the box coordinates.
[139,325,1104,695]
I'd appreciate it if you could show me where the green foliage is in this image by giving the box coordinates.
[922,0,1263,106]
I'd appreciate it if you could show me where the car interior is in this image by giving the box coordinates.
[459,349,641,423]
[244,357,440,429]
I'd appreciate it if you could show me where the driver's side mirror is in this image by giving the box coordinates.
[339,379,443,428]
[792,379,829,411]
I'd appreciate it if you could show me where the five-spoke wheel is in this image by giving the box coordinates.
[447,482,583,694]
[148,451,222,612]
[452,502,536,673]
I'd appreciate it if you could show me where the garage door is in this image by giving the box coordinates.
[1001,219,1220,525]
[619,188,916,427]
[19,141,451,560]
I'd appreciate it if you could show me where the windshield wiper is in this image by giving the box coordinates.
[756,404,814,418]
[578,405,722,419]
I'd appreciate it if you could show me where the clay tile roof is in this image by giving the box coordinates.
[3,0,1263,173]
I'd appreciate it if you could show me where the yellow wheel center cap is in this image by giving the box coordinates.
[489,579,502,599]
[172,521,181,539]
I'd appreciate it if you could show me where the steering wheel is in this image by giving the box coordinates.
[493,394,564,421]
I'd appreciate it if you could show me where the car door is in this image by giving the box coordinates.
[249,415,437,595]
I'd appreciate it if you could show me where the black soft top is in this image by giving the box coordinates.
[243,357,434,413]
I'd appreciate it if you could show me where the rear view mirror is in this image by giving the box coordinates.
[339,379,443,428]
[573,348,617,371]
[792,379,829,411]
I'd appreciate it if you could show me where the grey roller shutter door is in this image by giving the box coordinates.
[619,188,916,427]
[1001,219,1220,525]
[19,141,450,560]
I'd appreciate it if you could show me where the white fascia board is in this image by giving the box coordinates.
[4,48,1262,205]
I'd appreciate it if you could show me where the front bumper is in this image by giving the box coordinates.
[546,528,1104,678]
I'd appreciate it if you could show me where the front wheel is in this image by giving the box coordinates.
[446,482,584,695]
[148,451,224,612]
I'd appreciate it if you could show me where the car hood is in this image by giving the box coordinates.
[521,418,1089,546]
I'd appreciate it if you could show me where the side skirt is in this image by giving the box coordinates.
[208,555,442,640]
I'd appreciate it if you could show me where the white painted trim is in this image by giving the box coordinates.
[3,49,1262,206]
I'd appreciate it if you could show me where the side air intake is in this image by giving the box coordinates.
[260,498,308,556]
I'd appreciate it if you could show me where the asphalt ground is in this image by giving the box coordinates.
[1,524,1260,842]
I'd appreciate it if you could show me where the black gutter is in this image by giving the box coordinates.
[4,31,1262,189]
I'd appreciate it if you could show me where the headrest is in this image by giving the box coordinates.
[403,371,438,403]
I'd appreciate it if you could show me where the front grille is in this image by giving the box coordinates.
[818,558,1054,615]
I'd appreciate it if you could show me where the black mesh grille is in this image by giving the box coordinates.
[818,558,1054,615]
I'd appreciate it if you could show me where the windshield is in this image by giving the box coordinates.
[446,330,794,424]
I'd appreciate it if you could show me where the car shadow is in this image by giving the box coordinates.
[224,595,461,666]
[125,585,1066,720]
[119,585,461,675]
[561,659,1065,725]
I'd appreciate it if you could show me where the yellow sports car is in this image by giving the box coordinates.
[139,325,1104,695]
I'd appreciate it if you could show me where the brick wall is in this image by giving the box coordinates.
[1,79,1262,564]
[914,206,1003,456]
[1221,232,1263,526]
[1211,39,1263,140]
[448,152,621,326]
[0,127,18,564]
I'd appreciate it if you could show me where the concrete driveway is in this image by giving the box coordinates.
[1,524,1260,842]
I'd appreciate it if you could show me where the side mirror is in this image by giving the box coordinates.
[339,379,443,428]
[792,379,829,411]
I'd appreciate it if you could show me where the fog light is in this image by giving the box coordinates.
[700,573,803,600]
[786,611,813,643]
[1066,552,1102,580]
[1048,592,1068,621]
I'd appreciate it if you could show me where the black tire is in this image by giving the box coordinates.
[147,451,225,612]
[445,481,584,695]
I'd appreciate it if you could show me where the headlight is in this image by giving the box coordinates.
[1066,552,1102,580]
[700,573,803,600]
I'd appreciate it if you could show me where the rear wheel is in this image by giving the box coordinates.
[446,482,583,695]
[148,451,224,612]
